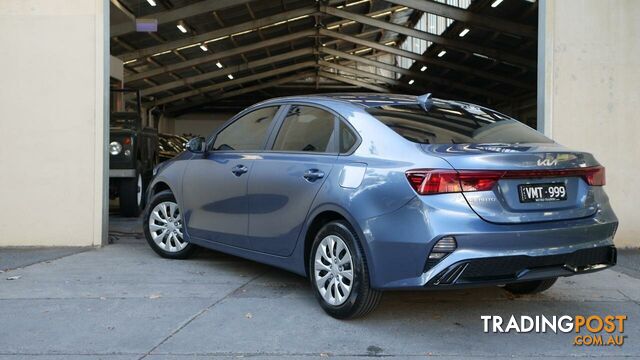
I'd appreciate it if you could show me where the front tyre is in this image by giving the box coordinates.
[143,190,195,259]
[309,220,382,319]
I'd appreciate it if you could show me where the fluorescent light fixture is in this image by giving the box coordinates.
[437,50,446,57]
[385,41,396,46]
[152,50,172,57]
[372,11,392,18]
[205,36,228,44]
[347,0,370,6]
[176,21,188,33]
[491,0,504,7]
[176,43,199,51]
[459,28,470,37]
[354,47,372,54]
[232,29,252,37]
[420,66,427,72]
[337,0,369,8]
[408,79,415,85]
[227,74,234,80]
[123,59,137,65]
[216,62,223,69]
[199,44,208,51]
[473,52,490,59]
[146,0,156,6]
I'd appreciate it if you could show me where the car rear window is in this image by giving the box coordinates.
[366,101,552,144]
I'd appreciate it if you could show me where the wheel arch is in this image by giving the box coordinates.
[302,205,373,279]
[146,179,176,206]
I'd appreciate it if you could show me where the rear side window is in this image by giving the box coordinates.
[272,105,337,153]
[339,121,357,153]
[366,102,552,144]
[213,106,278,151]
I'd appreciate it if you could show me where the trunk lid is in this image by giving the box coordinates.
[422,143,601,224]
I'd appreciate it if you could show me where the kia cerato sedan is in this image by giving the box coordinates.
[143,93,618,319]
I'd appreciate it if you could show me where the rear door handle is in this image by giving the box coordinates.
[231,165,248,176]
[303,169,325,182]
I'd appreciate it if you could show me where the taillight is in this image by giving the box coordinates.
[406,166,606,195]
[406,169,500,195]
[584,166,606,186]
[406,170,461,195]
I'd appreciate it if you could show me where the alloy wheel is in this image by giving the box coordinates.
[314,235,354,306]
[148,201,187,252]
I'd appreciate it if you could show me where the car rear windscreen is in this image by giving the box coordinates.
[366,101,552,144]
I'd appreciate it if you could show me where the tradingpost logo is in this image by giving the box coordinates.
[481,315,627,346]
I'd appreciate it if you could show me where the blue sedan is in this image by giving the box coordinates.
[143,93,618,318]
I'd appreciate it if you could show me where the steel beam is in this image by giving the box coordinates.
[320,5,535,68]
[318,71,389,93]
[111,0,135,21]
[119,6,318,61]
[152,61,317,106]
[320,48,508,100]
[166,71,315,113]
[319,29,532,89]
[126,29,316,82]
[215,72,316,100]
[141,48,315,96]
[319,60,403,88]
[111,0,258,37]
[385,0,537,38]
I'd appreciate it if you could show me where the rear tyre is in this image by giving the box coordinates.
[143,190,195,259]
[503,278,557,295]
[309,220,382,319]
[119,163,144,217]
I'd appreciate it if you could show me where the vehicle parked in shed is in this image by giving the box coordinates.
[143,93,618,319]
[158,133,188,163]
[109,88,158,217]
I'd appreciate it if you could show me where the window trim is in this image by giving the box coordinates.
[264,102,361,156]
[206,104,286,153]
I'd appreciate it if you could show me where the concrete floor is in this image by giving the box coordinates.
[0,217,638,359]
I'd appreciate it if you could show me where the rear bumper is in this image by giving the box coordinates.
[428,246,616,287]
[358,192,618,290]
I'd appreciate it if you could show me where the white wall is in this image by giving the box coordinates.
[540,0,640,248]
[159,112,234,138]
[0,0,108,246]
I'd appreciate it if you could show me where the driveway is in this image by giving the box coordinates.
[0,216,638,359]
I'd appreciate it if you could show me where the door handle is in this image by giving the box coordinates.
[303,169,325,182]
[231,165,248,176]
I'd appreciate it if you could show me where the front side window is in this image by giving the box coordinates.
[272,105,337,153]
[212,106,278,151]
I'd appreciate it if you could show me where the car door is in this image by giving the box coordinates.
[247,104,339,256]
[181,106,281,249]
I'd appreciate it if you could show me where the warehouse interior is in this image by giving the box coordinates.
[110,0,538,137]
[0,0,637,248]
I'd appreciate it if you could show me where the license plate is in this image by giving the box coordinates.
[518,183,567,203]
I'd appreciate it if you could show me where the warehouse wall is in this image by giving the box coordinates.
[0,0,108,246]
[159,112,233,138]
[539,0,640,248]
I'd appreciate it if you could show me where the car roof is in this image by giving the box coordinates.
[255,93,482,110]
[255,93,425,108]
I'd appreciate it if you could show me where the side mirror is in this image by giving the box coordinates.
[186,137,206,153]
